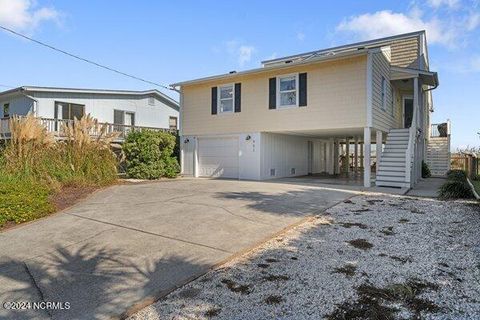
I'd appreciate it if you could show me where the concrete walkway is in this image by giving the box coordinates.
[407,177,446,198]
[0,178,359,320]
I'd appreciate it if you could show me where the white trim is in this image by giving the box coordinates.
[217,83,235,114]
[402,95,413,128]
[276,73,299,108]
[366,53,373,127]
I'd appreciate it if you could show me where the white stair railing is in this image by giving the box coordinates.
[404,87,419,187]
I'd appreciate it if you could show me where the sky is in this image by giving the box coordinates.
[0,0,479,149]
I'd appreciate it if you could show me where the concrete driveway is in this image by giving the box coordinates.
[0,178,359,319]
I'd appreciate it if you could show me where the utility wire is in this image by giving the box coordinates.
[0,25,173,91]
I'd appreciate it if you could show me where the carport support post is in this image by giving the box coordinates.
[354,137,359,173]
[363,127,371,187]
[376,130,383,174]
[333,139,339,174]
[193,137,199,178]
[345,137,350,175]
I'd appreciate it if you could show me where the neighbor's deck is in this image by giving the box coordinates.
[0,117,176,142]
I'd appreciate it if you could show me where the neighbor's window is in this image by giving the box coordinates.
[54,101,85,121]
[3,103,9,118]
[381,76,387,110]
[278,75,298,108]
[169,116,178,130]
[218,84,234,113]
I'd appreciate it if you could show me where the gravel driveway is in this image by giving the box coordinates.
[129,195,480,320]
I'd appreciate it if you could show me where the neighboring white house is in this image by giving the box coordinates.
[172,31,449,188]
[0,86,179,137]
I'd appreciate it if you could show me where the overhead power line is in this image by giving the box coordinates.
[0,25,172,91]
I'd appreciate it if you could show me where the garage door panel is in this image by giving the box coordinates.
[198,137,239,179]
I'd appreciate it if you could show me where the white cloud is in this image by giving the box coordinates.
[467,12,480,30]
[224,40,256,66]
[336,9,458,48]
[0,0,60,31]
[238,45,255,66]
[427,0,460,9]
[296,32,306,41]
[470,55,480,71]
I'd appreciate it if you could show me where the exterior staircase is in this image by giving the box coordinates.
[376,128,411,188]
[426,137,450,177]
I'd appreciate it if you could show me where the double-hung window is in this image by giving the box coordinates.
[278,75,298,108]
[218,84,234,113]
[3,103,9,118]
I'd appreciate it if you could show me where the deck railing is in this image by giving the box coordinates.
[430,122,450,138]
[0,117,176,141]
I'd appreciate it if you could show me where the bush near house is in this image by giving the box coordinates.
[123,130,180,179]
[438,169,474,199]
[422,161,432,178]
[0,114,119,228]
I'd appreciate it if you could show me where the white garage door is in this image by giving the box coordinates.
[198,137,239,178]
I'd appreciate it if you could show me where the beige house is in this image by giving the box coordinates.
[172,31,449,188]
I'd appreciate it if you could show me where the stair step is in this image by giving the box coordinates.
[383,148,407,153]
[390,128,410,133]
[380,160,406,166]
[376,180,409,188]
[377,166,406,172]
[377,170,405,177]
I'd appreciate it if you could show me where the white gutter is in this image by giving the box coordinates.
[171,49,369,87]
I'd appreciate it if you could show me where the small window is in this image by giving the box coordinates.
[278,75,298,108]
[148,97,155,106]
[381,76,387,110]
[218,84,234,113]
[114,110,135,126]
[169,116,178,130]
[3,103,9,118]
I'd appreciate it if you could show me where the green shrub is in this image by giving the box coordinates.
[0,173,54,227]
[446,170,467,181]
[123,130,179,179]
[439,169,474,199]
[439,180,474,199]
[422,161,431,178]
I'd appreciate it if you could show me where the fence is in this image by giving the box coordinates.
[451,153,479,178]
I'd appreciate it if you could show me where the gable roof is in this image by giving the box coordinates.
[172,30,427,88]
[261,30,426,66]
[0,86,179,111]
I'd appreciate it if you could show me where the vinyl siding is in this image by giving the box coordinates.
[0,95,33,117]
[181,55,367,136]
[390,37,420,69]
[260,133,308,179]
[29,92,178,129]
[372,49,402,132]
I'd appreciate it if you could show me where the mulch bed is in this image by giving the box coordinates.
[50,185,100,211]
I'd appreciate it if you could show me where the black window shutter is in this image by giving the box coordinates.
[211,87,218,115]
[299,73,307,107]
[234,83,241,112]
[269,77,276,109]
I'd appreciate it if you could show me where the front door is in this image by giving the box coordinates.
[403,97,414,128]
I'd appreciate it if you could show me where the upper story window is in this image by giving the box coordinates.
[148,97,155,106]
[218,84,234,113]
[169,116,178,130]
[3,103,9,118]
[278,75,298,108]
[381,76,387,111]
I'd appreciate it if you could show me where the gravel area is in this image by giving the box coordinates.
[128,195,480,320]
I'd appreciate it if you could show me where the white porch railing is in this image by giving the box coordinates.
[0,117,176,141]
[404,77,419,187]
